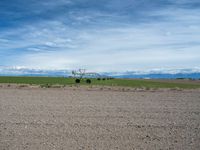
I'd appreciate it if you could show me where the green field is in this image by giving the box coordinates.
[0,76,199,89]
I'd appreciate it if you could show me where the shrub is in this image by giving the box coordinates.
[75,79,80,83]
[40,84,51,88]
[145,87,150,90]
[19,84,28,88]
[86,79,91,84]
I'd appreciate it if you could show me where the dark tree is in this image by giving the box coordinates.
[75,79,80,83]
[86,79,91,84]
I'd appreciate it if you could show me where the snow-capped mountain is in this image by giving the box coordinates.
[0,66,200,79]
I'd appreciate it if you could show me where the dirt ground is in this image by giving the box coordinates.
[0,85,200,150]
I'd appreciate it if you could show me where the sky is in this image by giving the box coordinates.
[0,0,200,72]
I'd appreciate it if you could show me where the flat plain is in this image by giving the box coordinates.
[0,85,200,150]
[0,76,200,89]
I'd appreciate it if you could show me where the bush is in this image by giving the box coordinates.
[97,78,101,80]
[40,84,51,88]
[75,79,80,83]
[145,87,150,90]
[86,79,91,84]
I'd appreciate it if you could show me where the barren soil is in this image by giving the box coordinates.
[0,86,200,150]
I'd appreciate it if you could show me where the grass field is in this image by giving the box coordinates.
[0,76,200,89]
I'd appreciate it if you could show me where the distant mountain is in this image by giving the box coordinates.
[0,67,70,77]
[110,73,200,79]
[0,67,200,79]
[103,68,200,79]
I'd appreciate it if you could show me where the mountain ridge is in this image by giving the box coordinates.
[0,67,200,79]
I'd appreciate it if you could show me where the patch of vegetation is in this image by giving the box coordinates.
[75,79,81,83]
[86,79,91,84]
[18,84,29,88]
[40,83,52,88]
[0,76,199,89]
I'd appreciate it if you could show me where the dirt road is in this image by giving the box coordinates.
[0,86,200,150]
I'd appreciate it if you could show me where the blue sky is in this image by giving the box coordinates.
[0,0,200,72]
